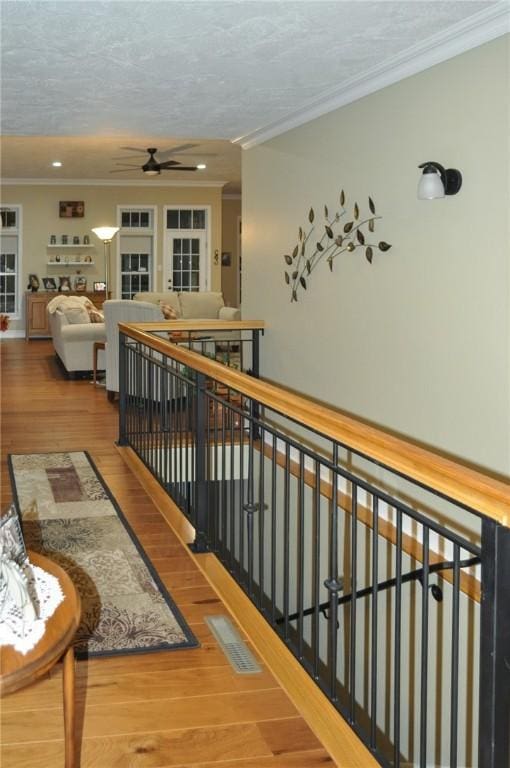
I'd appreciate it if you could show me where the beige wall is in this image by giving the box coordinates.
[242,37,510,476]
[221,197,241,306]
[2,183,223,331]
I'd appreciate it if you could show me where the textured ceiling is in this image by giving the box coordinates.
[0,0,501,192]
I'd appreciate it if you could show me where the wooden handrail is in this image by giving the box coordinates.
[119,321,510,526]
[135,319,266,332]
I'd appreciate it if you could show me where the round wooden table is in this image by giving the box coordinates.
[1,551,81,768]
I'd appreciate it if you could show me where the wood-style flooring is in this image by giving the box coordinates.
[0,340,335,768]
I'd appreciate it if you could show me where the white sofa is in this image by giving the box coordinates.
[132,291,240,322]
[48,295,106,375]
[104,291,240,399]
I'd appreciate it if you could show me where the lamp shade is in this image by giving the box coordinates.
[417,166,445,200]
[91,226,119,242]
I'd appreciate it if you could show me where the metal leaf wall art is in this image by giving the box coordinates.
[283,191,392,302]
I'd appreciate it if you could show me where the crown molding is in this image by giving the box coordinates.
[0,178,227,188]
[234,2,510,149]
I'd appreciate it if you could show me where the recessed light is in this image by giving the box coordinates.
[197,164,206,170]
[52,161,62,167]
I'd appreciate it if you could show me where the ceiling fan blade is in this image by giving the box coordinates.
[119,145,149,153]
[114,163,142,168]
[163,165,198,172]
[158,160,181,169]
[157,143,197,159]
[109,168,140,173]
[111,153,146,160]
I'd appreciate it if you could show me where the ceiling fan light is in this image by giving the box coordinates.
[52,161,62,167]
[197,164,206,170]
[143,168,160,176]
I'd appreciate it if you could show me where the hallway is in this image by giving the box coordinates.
[0,339,334,768]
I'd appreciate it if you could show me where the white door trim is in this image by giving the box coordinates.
[116,204,158,299]
[163,205,211,291]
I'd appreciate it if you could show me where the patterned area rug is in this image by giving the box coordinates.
[8,451,198,658]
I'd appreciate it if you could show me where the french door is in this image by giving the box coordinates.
[164,207,209,292]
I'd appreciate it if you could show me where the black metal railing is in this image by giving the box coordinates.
[118,324,510,768]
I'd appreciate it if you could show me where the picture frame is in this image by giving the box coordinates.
[93,281,106,292]
[0,504,28,566]
[59,276,71,291]
[59,200,84,218]
[42,277,57,291]
[74,276,87,292]
[27,273,40,291]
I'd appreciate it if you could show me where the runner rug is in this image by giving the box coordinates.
[8,451,198,658]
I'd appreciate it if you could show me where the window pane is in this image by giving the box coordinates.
[141,274,149,291]
[181,273,190,288]
[173,239,181,254]
[0,211,16,228]
[140,212,149,227]
[121,253,130,271]
[131,212,140,227]
[191,254,199,270]
[182,239,190,254]
[5,296,15,312]
[191,272,199,288]
[179,210,191,229]
[167,210,179,229]
[121,212,130,227]
[191,238,200,254]
[6,276,15,292]
[182,253,190,270]
[193,210,205,229]
[140,254,149,270]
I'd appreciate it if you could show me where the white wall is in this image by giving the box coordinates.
[242,37,510,477]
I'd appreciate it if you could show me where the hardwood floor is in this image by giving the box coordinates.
[0,340,335,767]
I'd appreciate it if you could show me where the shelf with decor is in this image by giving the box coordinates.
[46,244,94,249]
[46,261,95,266]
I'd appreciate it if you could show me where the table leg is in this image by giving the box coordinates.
[62,645,76,768]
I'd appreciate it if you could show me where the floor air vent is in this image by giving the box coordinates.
[205,615,262,674]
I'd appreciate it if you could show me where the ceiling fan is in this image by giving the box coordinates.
[110,145,206,176]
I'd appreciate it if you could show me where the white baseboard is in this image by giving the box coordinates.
[0,330,25,339]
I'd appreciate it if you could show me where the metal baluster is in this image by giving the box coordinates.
[370,496,379,748]
[297,452,305,660]
[258,422,265,611]
[283,442,290,642]
[239,407,245,582]
[312,458,321,680]
[325,445,341,702]
[450,542,460,768]
[229,414,235,573]
[420,526,430,767]
[394,508,403,767]
[271,432,277,626]
[350,482,358,723]
[190,370,208,552]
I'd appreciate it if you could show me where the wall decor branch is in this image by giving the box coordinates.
[283,190,392,302]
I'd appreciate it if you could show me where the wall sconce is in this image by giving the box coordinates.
[91,226,120,297]
[417,162,462,199]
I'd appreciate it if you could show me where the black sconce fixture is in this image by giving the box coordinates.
[417,161,462,199]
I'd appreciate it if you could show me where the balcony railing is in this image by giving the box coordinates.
[117,320,510,768]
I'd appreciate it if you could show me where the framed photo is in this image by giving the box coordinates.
[27,273,40,291]
[42,277,57,291]
[221,251,232,267]
[59,200,84,218]
[59,276,71,291]
[0,504,27,566]
[74,276,87,292]
[93,281,106,292]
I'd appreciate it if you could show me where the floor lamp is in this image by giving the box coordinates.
[91,226,119,298]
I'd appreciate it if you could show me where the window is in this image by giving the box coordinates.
[117,207,156,299]
[0,206,21,315]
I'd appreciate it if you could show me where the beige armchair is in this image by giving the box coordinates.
[103,300,164,400]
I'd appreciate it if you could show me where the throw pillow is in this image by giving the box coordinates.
[63,306,90,325]
[159,301,178,320]
[88,308,104,323]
